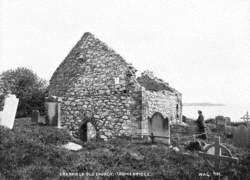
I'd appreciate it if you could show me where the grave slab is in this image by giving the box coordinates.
[0,94,19,129]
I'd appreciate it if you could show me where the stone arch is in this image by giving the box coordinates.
[78,111,97,142]
[148,112,170,144]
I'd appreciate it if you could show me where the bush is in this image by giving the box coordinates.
[0,67,48,117]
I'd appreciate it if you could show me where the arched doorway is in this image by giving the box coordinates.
[149,112,170,144]
[79,121,97,142]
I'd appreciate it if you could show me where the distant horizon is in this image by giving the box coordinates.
[183,103,249,121]
[183,102,225,106]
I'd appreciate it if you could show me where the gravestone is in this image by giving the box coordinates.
[31,110,40,123]
[149,112,170,144]
[45,102,60,126]
[0,94,19,129]
[215,116,226,131]
[46,102,57,125]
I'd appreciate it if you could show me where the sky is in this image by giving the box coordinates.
[0,0,250,105]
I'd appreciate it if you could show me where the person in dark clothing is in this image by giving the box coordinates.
[196,110,207,140]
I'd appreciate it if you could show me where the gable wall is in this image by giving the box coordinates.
[48,34,90,97]
[50,33,143,139]
[49,32,183,140]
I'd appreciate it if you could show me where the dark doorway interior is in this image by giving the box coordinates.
[79,122,87,142]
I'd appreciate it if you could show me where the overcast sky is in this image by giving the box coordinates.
[0,0,250,105]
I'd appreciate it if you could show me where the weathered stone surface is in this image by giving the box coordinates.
[62,142,82,151]
[0,94,19,129]
[48,32,182,141]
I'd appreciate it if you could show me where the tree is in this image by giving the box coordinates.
[0,67,48,117]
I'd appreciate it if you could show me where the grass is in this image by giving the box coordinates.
[0,118,250,180]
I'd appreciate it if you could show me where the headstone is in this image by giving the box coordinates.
[149,112,170,144]
[31,110,40,123]
[216,116,226,126]
[0,94,19,129]
[224,117,231,125]
[45,102,59,126]
[215,116,226,133]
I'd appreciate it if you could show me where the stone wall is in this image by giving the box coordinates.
[49,32,142,139]
[140,89,182,135]
[60,92,142,139]
[48,32,183,140]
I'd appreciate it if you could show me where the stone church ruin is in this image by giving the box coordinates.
[48,32,182,143]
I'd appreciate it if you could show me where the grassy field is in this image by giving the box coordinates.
[0,118,250,180]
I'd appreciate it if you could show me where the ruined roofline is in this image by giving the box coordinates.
[137,70,181,94]
[48,32,181,96]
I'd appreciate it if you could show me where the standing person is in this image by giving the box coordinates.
[196,110,207,140]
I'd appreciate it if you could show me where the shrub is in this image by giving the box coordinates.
[0,67,48,117]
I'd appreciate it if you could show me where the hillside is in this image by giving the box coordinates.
[0,118,250,180]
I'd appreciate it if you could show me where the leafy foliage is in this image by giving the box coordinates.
[0,67,48,117]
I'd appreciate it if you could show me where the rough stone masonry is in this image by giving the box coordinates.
[48,32,182,142]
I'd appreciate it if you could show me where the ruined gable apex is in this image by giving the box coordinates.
[48,32,136,97]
